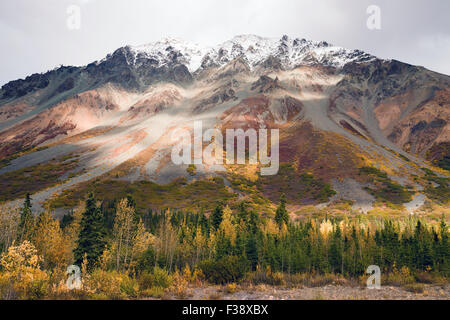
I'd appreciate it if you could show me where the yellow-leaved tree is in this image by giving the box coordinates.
[154,212,178,271]
[219,205,236,245]
[64,202,84,252]
[0,240,48,299]
[193,225,206,265]
[111,198,153,271]
[33,211,72,270]
[0,205,20,253]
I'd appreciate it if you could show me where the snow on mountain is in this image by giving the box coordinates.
[129,37,210,72]
[125,34,376,73]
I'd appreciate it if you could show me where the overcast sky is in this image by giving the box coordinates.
[0,0,449,86]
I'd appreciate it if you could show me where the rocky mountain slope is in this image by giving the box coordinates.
[0,35,448,215]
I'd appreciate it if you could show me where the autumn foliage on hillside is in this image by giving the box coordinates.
[0,193,448,299]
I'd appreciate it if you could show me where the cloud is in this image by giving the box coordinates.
[0,0,448,86]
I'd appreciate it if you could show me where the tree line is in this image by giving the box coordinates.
[0,192,448,297]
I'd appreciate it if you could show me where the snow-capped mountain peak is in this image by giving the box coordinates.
[118,35,376,73]
[129,37,210,72]
[209,34,375,69]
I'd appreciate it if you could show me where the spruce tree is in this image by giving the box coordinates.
[210,204,224,230]
[199,209,209,234]
[74,193,107,268]
[237,202,248,224]
[438,216,449,275]
[275,194,289,227]
[246,235,258,270]
[248,211,259,234]
[329,225,343,273]
[17,193,34,242]
[126,194,136,209]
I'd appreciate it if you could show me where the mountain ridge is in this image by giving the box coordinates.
[0,34,378,100]
[0,34,448,216]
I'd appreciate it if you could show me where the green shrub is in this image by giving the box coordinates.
[359,166,413,204]
[141,286,165,298]
[136,247,156,272]
[138,267,172,290]
[87,269,127,299]
[198,256,248,284]
[29,279,48,300]
[138,272,154,290]
[383,267,415,286]
[120,277,139,298]
[151,267,172,288]
[248,267,284,286]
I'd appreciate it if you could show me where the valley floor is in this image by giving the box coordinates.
[156,284,450,300]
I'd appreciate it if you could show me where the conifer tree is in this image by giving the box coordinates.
[210,204,224,230]
[329,225,343,273]
[237,202,248,224]
[246,235,258,270]
[126,194,136,209]
[17,193,34,243]
[438,216,449,275]
[275,194,289,227]
[248,211,259,234]
[74,193,107,268]
[199,209,209,234]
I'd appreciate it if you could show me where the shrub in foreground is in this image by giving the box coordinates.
[198,256,248,284]
[138,266,173,297]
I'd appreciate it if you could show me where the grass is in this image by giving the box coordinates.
[258,164,336,205]
[0,145,49,170]
[358,166,413,205]
[224,164,336,215]
[0,156,78,202]
[421,168,450,205]
[225,171,274,215]
[49,175,236,212]
[247,270,351,289]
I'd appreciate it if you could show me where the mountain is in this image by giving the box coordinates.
[0,35,448,215]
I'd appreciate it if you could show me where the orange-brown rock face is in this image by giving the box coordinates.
[0,88,121,157]
[385,89,449,155]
